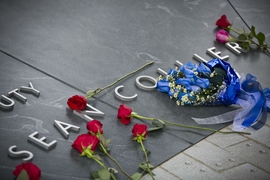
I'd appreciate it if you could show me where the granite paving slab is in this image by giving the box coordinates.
[221,163,270,180]
[226,139,270,173]
[1,0,270,179]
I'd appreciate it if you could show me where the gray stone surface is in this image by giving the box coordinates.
[161,153,226,180]
[142,124,270,180]
[226,140,270,173]
[221,163,270,180]
[0,53,193,179]
[206,127,248,148]
[243,123,270,148]
[141,167,180,180]
[1,0,270,179]
[184,140,245,171]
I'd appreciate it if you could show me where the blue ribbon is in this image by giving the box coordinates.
[263,88,270,111]
[236,74,269,130]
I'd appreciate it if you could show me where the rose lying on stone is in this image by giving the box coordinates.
[216,29,233,43]
[117,103,133,125]
[67,95,87,110]
[13,162,41,180]
[86,119,103,135]
[132,123,148,141]
[72,133,100,156]
[215,14,231,29]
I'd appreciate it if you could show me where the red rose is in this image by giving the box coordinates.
[13,162,41,180]
[216,15,231,29]
[86,120,103,135]
[67,95,87,110]
[117,103,133,125]
[132,124,148,141]
[72,133,100,154]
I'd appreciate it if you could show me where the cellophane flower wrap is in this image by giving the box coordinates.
[157,58,240,106]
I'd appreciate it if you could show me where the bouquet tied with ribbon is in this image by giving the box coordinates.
[157,58,270,131]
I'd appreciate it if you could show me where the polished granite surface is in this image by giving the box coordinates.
[0,0,269,179]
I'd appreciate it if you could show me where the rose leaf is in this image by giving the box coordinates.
[86,89,97,98]
[108,167,118,174]
[238,34,247,41]
[139,162,155,171]
[97,168,111,180]
[90,171,99,179]
[240,42,250,50]
[152,119,165,128]
[148,126,164,132]
[131,172,142,180]
[92,154,102,161]
[251,26,256,37]
[16,169,29,180]
[256,32,265,46]
[104,139,111,147]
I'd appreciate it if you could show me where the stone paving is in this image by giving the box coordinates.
[142,117,270,180]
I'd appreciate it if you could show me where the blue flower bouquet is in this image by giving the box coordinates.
[157,58,270,131]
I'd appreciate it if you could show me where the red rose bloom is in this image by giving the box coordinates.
[13,162,41,180]
[117,103,133,125]
[67,95,87,110]
[72,133,99,154]
[216,15,231,29]
[86,120,103,135]
[132,124,148,141]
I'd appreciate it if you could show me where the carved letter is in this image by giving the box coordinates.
[8,145,34,162]
[207,47,229,60]
[20,82,40,97]
[28,131,57,150]
[73,104,105,122]
[225,42,242,55]
[54,120,80,138]
[8,89,27,103]
[0,95,15,110]
[157,68,167,76]
[193,54,208,63]
[114,85,138,101]
[175,60,183,67]
[135,75,157,91]
[157,60,183,76]
[73,111,93,121]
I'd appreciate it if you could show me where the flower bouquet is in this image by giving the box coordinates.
[157,58,270,131]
